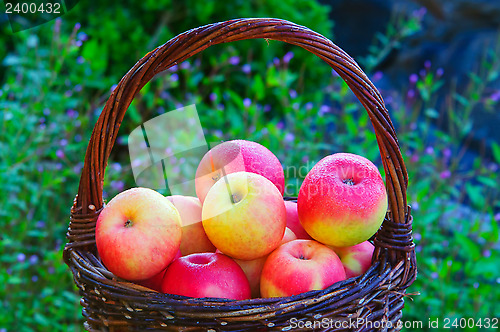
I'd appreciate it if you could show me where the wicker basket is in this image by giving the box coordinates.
[63,18,417,331]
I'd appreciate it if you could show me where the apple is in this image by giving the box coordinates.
[195,140,284,203]
[96,188,182,281]
[202,172,286,260]
[284,200,312,240]
[219,227,297,298]
[166,195,216,256]
[282,227,297,244]
[330,241,374,278]
[298,153,388,247]
[260,240,346,298]
[136,250,181,291]
[161,253,251,300]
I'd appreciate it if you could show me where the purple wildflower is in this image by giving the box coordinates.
[436,68,444,77]
[263,105,271,112]
[17,253,26,262]
[170,73,179,82]
[214,130,223,137]
[407,89,415,99]
[413,232,421,241]
[277,121,285,130]
[242,64,251,74]
[55,163,62,170]
[75,134,82,142]
[409,74,418,84]
[430,272,438,279]
[285,133,295,142]
[48,266,55,274]
[305,102,313,110]
[77,31,88,41]
[217,103,225,111]
[56,149,65,159]
[283,51,294,63]
[75,40,83,47]
[209,92,217,102]
[35,220,46,228]
[76,56,85,64]
[74,22,81,31]
[54,18,61,34]
[373,71,383,81]
[111,181,125,192]
[180,61,190,70]
[482,249,491,258]
[319,105,330,116]
[410,154,419,163]
[64,90,72,97]
[29,255,38,265]
[412,7,427,20]
[419,69,426,77]
[424,60,431,69]
[289,90,297,99]
[243,98,251,108]
[443,148,452,159]
[43,108,51,116]
[32,275,39,282]
[60,139,68,146]
[228,56,240,65]
[425,146,434,155]
[292,103,299,110]
[273,57,280,66]
[494,213,500,221]
[439,170,451,179]
[489,90,500,102]
[74,84,82,92]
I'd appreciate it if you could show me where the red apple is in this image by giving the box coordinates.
[284,200,312,240]
[330,241,374,278]
[298,153,388,247]
[166,195,216,256]
[161,253,251,300]
[96,188,182,280]
[260,240,346,298]
[221,227,297,298]
[195,140,284,203]
[136,250,181,291]
[202,172,286,260]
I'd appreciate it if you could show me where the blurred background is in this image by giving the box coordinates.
[0,0,499,330]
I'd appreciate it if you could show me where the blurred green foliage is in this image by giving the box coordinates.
[1,1,499,331]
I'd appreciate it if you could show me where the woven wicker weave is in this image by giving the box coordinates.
[63,18,417,331]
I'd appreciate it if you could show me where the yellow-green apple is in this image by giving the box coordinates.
[218,227,296,298]
[95,187,182,281]
[260,240,346,297]
[161,253,251,300]
[195,140,284,203]
[298,153,388,247]
[284,200,312,240]
[330,241,374,278]
[202,171,286,260]
[166,195,216,256]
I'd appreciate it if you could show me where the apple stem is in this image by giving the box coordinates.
[124,220,133,228]
[219,166,237,205]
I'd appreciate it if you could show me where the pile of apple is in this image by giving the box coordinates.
[96,140,388,300]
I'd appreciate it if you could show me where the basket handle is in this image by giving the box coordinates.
[70,18,412,263]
